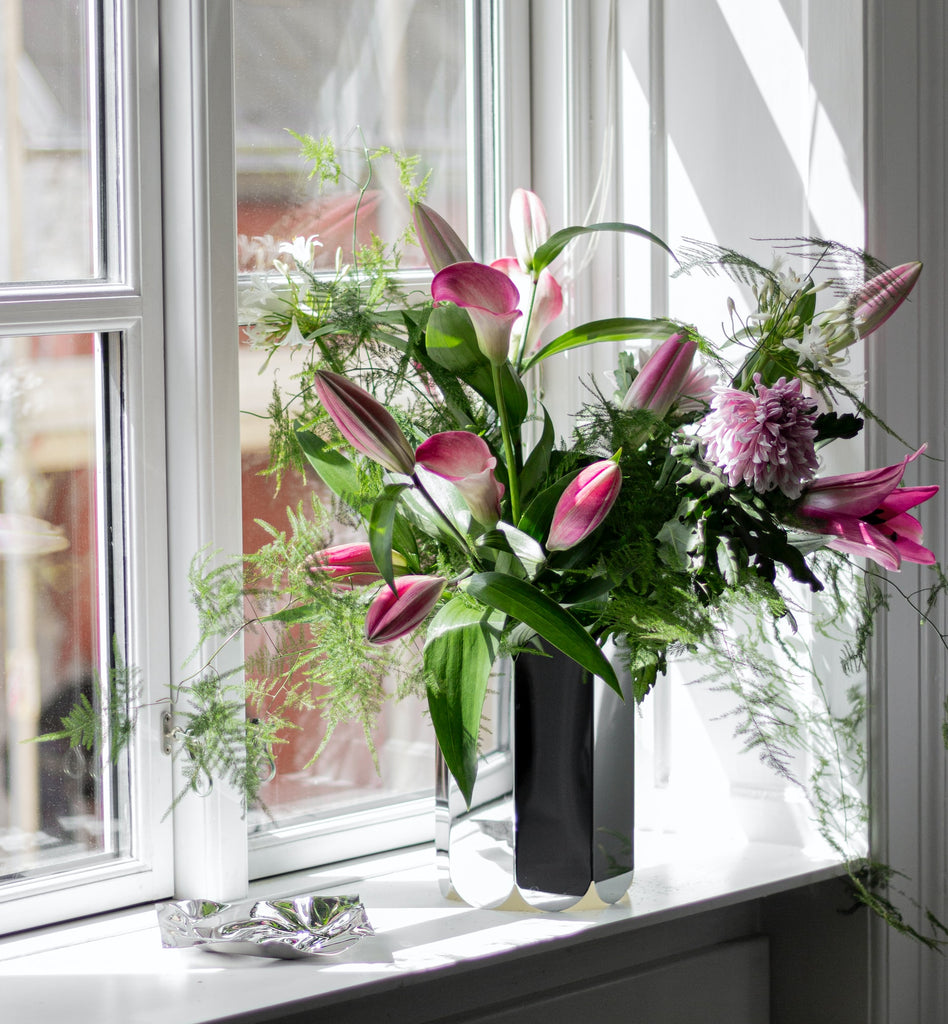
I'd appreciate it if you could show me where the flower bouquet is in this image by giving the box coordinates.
[187,138,941,925]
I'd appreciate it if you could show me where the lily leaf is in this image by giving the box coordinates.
[423,599,504,806]
[463,572,620,696]
[295,430,368,510]
[531,222,676,276]
[424,304,528,425]
[476,523,547,578]
[369,482,410,591]
[517,469,581,542]
[523,317,681,372]
[519,406,555,501]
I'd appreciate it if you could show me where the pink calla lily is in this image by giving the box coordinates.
[621,333,699,417]
[431,261,522,366]
[415,432,505,528]
[314,370,416,475]
[509,188,551,275]
[491,257,564,354]
[796,446,938,570]
[546,460,622,552]
[365,575,446,644]
[307,542,405,587]
[412,202,474,272]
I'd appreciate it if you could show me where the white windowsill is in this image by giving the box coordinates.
[0,832,842,1024]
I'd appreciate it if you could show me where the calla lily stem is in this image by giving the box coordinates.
[491,363,521,523]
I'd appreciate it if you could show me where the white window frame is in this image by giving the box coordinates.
[0,0,173,933]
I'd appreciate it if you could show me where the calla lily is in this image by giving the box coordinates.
[491,257,564,355]
[796,446,938,570]
[415,431,505,528]
[365,574,446,644]
[509,188,551,276]
[412,202,474,272]
[621,333,699,417]
[307,542,405,587]
[431,262,522,366]
[314,370,416,475]
[546,459,622,552]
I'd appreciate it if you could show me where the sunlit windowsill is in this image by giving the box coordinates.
[0,830,843,1024]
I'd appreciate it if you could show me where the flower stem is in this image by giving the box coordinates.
[513,279,538,375]
[491,362,521,523]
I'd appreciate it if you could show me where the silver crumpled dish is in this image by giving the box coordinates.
[156,893,374,959]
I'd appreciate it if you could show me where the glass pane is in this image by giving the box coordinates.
[235,0,469,272]
[0,2,99,283]
[0,333,127,884]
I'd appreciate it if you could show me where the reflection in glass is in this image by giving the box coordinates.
[0,2,99,283]
[0,334,126,883]
[235,0,469,272]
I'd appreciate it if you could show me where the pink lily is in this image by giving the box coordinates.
[412,203,474,272]
[307,542,405,587]
[415,431,505,528]
[855,261,923,339]
[365,575,446,644]
[509,188,551,276]
[796,446,938,570]
[431,262,522,366]
[621,333,699,418]
[314,370,416,475]
[546,459,622,552]
[491,257,564,355]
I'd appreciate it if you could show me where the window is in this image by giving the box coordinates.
[0,0,171,933]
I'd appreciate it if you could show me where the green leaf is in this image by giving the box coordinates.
[259,603,321,626]
[531,222,676,275]
[423,599,504,805]
[295,430,366,509]
[517,469,581,541]
[522,317,680,372]
[369,482,410,591]
[476,523,547,578]
[519,406,555,501]
[424,305,528,425]
[463,572,621,695]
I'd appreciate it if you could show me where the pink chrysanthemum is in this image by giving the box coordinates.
[698,374,819,498]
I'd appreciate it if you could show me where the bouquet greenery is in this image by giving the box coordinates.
[207,139,938,828]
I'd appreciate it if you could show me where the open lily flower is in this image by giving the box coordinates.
[491,257,564,355]
[546,460,622,552]
[314,370,416,475]
[796,446,938,570]
[431,261,522,366]
[415,432,505,528]
[365,575,446,644]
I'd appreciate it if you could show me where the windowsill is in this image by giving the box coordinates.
[0,832,842,1024]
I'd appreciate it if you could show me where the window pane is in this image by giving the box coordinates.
[0,2,99,283]
[235,0,469,271]
[0,334,128,885]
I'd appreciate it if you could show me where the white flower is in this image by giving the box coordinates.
[237,273,287,323]
[237,234,281,271]
[278,235,323,270]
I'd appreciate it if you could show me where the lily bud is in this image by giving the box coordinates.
[509,188,551,275]
[431,262,522,366]
[854,261,923,339]
[314,370,416,475]
[415,431,505,528]
[412,203,473,272]
[307,542,405,587]
[621,333,698,417]
[546,460,622,552]
[365,575,446,644]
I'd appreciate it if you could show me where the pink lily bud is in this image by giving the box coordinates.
[412,203,474,272]
[546,460,622,552]
[431,262,522,366]
[491,257,564,354]
[365,574,446,644]
[415,431,505,528]
[509,188,551,274]
[307,542,406,587]
[621,333,699,417]
[314,370,416,475]
[797,445,938,571]
[854,261,922,339]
